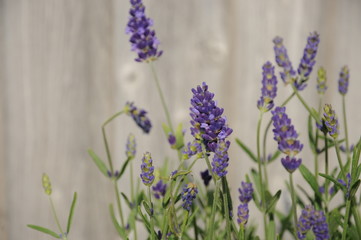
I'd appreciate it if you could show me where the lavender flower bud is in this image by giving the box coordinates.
[338,66,349,95]
[273,36,296,85]
[125,133,136,159]
[211,140,231,178]
[257,62,278,112]
[140,152,155,186]
[322,104,339,139]
[316,67,327,94]
[181,183,198,211]
[126,0,163,62]
[168,133,176,148]
[297,32,320,79]
[190,82,233,152]
[152,180,167,199]
[237,203,249,226]
[42,173,52,196]
[200,169,212,186]
[238,181,253,204]
[182,140,202,160]
[124,102,152,134]
[281,156,302,173]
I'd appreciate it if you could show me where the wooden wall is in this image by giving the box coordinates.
[1,0,361,239]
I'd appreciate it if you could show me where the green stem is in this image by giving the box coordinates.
[114,181,125,227]
[130,162,137,240]
[180,211,189,238]
[334,140,347,180]
[324,133,329,209]
[149,62,174,132]
[238,224,245,240]
[222,178,231,240]
[314,98,322,182]
[341,199,352,240]
[256,112,267,238]
[289,173,298,237]
[148,187,156,240]
[351,202,361,238]
[342,96,351,167]
[208,180,220,240]
[49,197,67,240]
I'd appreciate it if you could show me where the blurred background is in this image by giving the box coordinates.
[1,0,361,239]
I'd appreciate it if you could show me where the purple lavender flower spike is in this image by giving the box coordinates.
[126,0,163,62]
[281,156,302,173]
[316,67,327,94]
[297,32,320,79]
[237,203,249,226]
[182,140,202,160]
[124,102,152,134]
[168,133,176,149]
[312,210,330,240]
[321,104,339,139]
[257,61,278,112]
[200,169,212,186]
[152,180,167,199]
[338,66,349,95]
[181,183,198,211]
[140,152,155,186]
[297,205,314,239]
[273,36,296,85]
[190,82,233,152]
[211,140,231,178]
[297,205,329,240]
[126,133,136,159]
[238,181,253,204]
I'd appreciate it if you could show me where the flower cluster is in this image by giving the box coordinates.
[125,133,136,159]
[297,32,320,79]
[140,152,155,186]
[257,61,278,112]
[200,169,212,186]
[182,140,202,160]
[321,104,339,139]
[190,82,233,152]
[272,107,303,173]
[297,205,329,240]
[126,0,163,62]
[211,140,231,178]
[316,67,328,94]
[237,181,253,226]
[124,102,152,134]
[152,180,167,199]
[181,183,198,211]
[273,37,296,85]
[338,172,351,199]
[338,66,349,95]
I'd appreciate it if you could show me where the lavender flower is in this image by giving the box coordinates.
[281,156,302,173]
[273,36,296,85]
[297,32,320,79]
[168,133,176,149]
[257,62,278,112]
[124,102,152,134]
[237,203,249,226]
[181,183,198,211]
[200,169,212,186]
[338,172,351,198]
[140,152,155,186]
[238,181,253,204]
[316,67,327,94]
[321,104,339,139]
[340,144,354,153]
[211,140,230,178]
[152,180,167,199]
[272,107,303,157]
[126,133,136,159]
[126,0,163,62]
[297,205,329,240]
[182,141,202,160]
[190,82,233,152]
[338,66,349,95]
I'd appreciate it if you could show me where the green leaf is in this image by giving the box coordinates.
[138,205,151,232]
[266,219,276,240]
[235,138,257,163]
[162,123,171,137]
[266,190,281,214]
[66,192,77,234]
[121,192,132,209]
[27,224,60,238]
[250,169,262,197]
[185,207,200,229]
[116,157,132,180]
[171,170,191,179]
[310,107,321,125]
[109,204,128,239]
[308,114,316,154]
[318,138,345,153]
[142,200,152,216]
[175,122,185,149]
[349,180,361,199]
[351,137,361,181]
[319,173,346,191]
[88,149,109,177]
[299,165,321,199]
[268,150,281,163]
[328,209,343,236]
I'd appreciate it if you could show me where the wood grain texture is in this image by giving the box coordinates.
[1,0,361,239]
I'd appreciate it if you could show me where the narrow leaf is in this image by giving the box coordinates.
[299,165,321,199]
[269,150,281,163]
[142,200,152,216]
[109,204,127,239]
[88,149,109,177]
[319,173,346,191]
[266,219,276,240]
[138,205,151,232]
[266,190,282,214]
[235,138,257,163]
[171,170,191,179]
[27,224,60,238]
[66,192,77,234]
[121,192,132,209]
[308,114,316,153]
[349,180,361,199]
[116,157,132,180]
[250,169,262,196]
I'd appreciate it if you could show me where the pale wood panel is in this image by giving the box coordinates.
[1,0,361,239]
